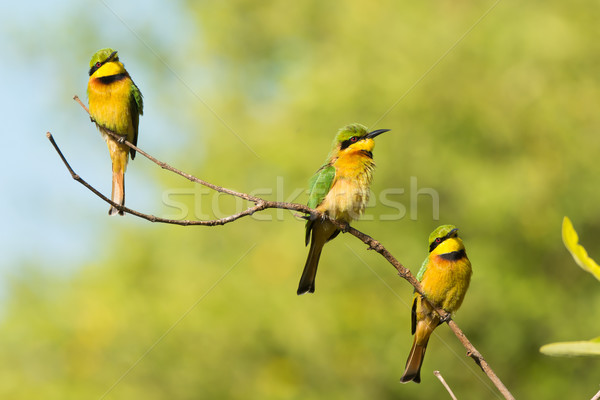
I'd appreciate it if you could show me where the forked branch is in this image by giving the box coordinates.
[45,96,515,400]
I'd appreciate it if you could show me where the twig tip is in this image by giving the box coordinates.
[433,370,458,400]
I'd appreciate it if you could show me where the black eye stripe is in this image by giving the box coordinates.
[340,136,362,150]
[89,59,106,76]
[429,231,455,253]
[88,54,116,76]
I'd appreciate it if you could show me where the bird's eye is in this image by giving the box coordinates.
[95,62,101,68]
[350,136,358,142]
[435,238,442,243]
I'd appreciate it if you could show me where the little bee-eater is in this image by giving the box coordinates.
[87,48,143,216]
[297,123,390,295]
[400,225,472,383]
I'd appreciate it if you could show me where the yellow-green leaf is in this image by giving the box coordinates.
[540,340,600,357]
[562,216,600,281]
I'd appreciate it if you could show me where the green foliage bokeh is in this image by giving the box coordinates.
[3,1,600,399]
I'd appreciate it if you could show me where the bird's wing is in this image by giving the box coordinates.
[416,256,429,282]
[129,81,143,159]
[411,256,436,334]
[305,164,335,245]
[132,81,144,115]
[410,294,418,334]
[307,164,335,209]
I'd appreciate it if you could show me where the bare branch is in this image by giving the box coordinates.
[73,95,260,203]
[446,321,514,400]
[48,96,516,399]
[433,371,458,400]
[47,131,309,226]
[591,388,600,400]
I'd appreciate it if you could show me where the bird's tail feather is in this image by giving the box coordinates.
[400,317,437,383]
[107,140,129,217]
[109,169,125,216]
[298,220,338,295]
[399,338,428,383]
[297,235,324,295]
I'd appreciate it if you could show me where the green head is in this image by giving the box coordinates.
[331,123,390,157]
[428,225,459,253]
[89,48,119,76]
[335,123,368,143]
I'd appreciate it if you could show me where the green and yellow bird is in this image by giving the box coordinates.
[400,225,472,383]
[297,123,390,295]
[87,48,143,216]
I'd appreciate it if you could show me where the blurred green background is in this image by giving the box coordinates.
[1,0,600,399]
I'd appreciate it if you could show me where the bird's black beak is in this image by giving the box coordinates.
[107,50,118,62]
[366,129,390,139]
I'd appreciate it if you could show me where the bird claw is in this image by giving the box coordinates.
[341,222,351,233]
[440,312,452,323]
[117,136,126,144]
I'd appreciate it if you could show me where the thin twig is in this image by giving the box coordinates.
[48,131,305,226]
[434,371,458,400]
[446,320,514,400]
[591,388,600,400]
[74,95,259,202]
[47,97,517,400]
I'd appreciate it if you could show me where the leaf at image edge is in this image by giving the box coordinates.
[540,340,600,357]
[562,216,600,282]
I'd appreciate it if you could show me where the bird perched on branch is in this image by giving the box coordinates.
[400,225,472,383]
[297,123,390,295]
[87,48,143,215]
